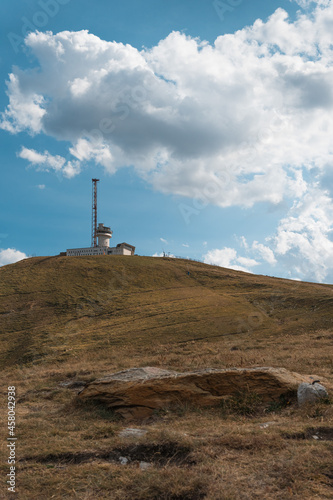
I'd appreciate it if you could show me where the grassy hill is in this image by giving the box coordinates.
[1,255,333,369]
[0,256,333,499]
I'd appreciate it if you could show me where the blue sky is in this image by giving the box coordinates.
[1,0,333,283]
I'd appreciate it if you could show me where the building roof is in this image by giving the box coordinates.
[116,242,136,250]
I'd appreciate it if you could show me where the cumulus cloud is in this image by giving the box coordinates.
[0,248,27,267]
[18,147,81,178]
[209,186,333,282]
[203,247,259,273]
[270,187,333,282]
[0,4,333,201]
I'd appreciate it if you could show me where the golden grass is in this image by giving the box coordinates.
[0,256,332,499]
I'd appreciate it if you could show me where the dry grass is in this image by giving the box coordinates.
[0,256,333,499]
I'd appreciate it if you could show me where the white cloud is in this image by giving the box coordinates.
[69,138,115,172]
[18,147,81,178]
[62,160,82,179]
[252,241,277,265]
[203,247,259,273]
[291,0,330,8]
[160,238,168,244]
[19,147,64,170]
[0,248,27,267]
[240,236,249,250]
[270,187,333,282]
[182,243,189,248]
[1,5,333,202]
[228,187,333,282]
[70,77,92,97]
[37,184,45,189]
[0,73,46,134]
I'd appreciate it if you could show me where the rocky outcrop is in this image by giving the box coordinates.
[78,366,317,420]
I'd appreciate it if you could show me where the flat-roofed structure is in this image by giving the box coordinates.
[66,242,135,257]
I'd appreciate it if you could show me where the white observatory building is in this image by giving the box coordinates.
[66,179,135,257]
[96,223,112,248]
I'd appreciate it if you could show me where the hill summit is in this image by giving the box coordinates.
[1,255,333,368]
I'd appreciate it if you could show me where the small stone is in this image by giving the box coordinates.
[119,456,129,465]
[119,428,148,438]
[312,435,319,440]
[297,382,328,406]
[59,381,72,387]
[139,461,151,470]
[259,422,276,429]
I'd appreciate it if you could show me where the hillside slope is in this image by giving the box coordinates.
[1,256,333,499]
[1,255,333,368]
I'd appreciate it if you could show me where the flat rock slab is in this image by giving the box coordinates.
[78,366,315,420]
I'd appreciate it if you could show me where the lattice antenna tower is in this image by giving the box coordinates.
[91,178,99,247]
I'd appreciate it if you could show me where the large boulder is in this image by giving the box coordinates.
[78,366,316,420]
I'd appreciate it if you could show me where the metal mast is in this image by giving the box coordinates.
[91,178,99,247]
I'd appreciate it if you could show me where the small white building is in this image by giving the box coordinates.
[66,223,135,257]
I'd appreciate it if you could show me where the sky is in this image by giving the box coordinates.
[1,0,333,283]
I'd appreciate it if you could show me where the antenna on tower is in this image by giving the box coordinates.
[91,178,99,247]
